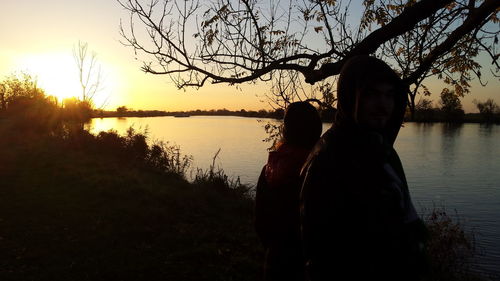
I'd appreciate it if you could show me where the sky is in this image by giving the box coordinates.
[0,0,498,112]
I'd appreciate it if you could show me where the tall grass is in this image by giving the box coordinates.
[193,148,252,198]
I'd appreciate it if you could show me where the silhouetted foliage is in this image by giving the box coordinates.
[62,97,93,122]
[473,98,499,123]
[118,0,499,114]
[0,72,46,109]
[423,207,487,281]
[90,127,194,178]
[414,98,439,122]
[0,72,103,134]
[439,89,465,122]
[116,105,129,114]
[0,72,62,132]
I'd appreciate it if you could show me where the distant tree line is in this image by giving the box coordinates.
[101,100,500,124]
[95,107,286,119]
[96,106,337,121]
[411,89,500,123]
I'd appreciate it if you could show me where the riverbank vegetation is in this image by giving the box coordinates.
[0,122,262,281]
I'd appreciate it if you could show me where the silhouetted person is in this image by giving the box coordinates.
[255,101,322,281]
[301,56,428,281]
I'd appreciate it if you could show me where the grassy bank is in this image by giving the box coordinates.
[0,123,263,281]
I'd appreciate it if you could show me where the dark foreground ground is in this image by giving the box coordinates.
[0,122,263,281]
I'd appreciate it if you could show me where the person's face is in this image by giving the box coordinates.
[355,81,396,130]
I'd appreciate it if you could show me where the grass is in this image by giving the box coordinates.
[0,123,263,281]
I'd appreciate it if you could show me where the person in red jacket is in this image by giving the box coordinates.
[255,101,322,281]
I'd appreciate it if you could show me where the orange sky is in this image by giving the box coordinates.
[0,0,498,112]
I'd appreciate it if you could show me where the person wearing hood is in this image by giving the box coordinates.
[255,101,322,281]
[300,55,428,281]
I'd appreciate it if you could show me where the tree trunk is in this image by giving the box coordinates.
[408,93,416,121]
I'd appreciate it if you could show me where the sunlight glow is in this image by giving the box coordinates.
[16,51,119,108]
[18,52,80,101]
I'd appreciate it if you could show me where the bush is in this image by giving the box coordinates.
[423,207,486,281]
[60,126,193,180]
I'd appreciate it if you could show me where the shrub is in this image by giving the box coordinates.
[148,141,193,178]
[92,127,193,179]
[423,207,486,281]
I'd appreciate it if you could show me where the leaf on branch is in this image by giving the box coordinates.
[455,84,465,97]
[404,0,417,8]
[375,7,389,26]
[363,0,375,8]
[205,29,218,46]
[302,8,311,21]
[325,0,336,6]
[202,5,228,30]
[270,30,285,35]
[230,72,246,79]
[445,2,457,11]
[422,84,431,96]
[314,26,323,33]
[316,12,325,22]
[259,26,269,32]
[387,4,403,13]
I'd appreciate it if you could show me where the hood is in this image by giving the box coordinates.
[335,55,408,146]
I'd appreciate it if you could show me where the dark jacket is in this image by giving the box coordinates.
[255,143,310,281]
[300,81,428,280]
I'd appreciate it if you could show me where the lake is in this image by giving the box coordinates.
[87,116,500,278]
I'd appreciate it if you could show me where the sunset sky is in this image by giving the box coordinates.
[1,0,498,112]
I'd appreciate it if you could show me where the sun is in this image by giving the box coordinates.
[15,51,121,109]
[17,52,82,102]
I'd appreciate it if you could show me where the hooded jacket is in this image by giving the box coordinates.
[300,57,428,281]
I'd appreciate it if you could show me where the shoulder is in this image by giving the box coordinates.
[302,127,349,176]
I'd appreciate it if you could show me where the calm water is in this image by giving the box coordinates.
[87,116,500,278]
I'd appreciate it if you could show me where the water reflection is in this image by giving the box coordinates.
[478,123,495,137]
[412,122,435,137]
[440,123,463,172]
[441,122,463,138]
